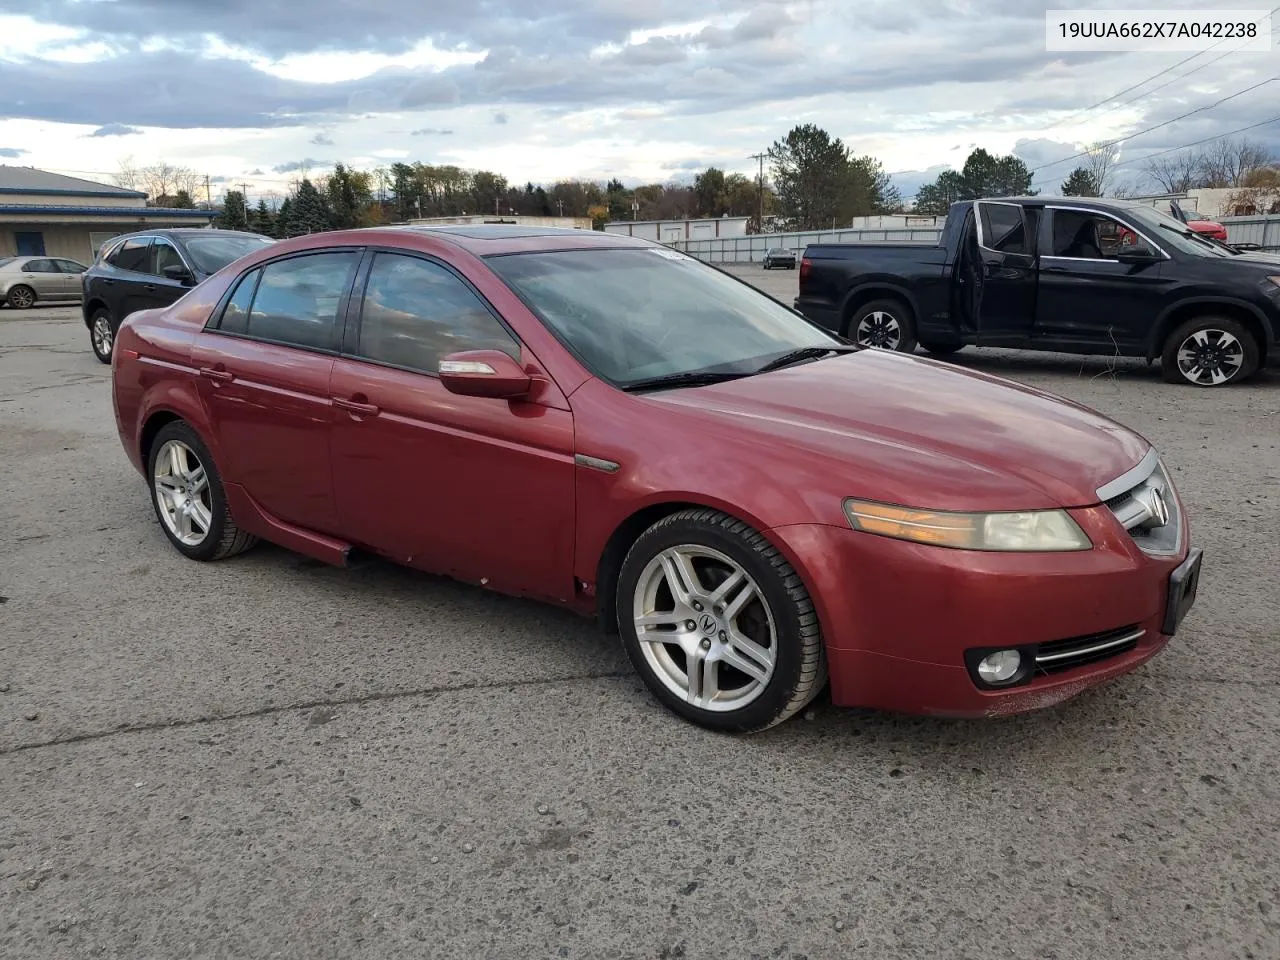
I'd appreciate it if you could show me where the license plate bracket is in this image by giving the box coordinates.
[1163,547,1203,636]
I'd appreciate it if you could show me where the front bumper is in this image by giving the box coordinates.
[768,506,1194,718]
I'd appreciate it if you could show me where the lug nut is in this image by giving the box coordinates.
[691,601,703,612]
[685,620,696,631]
[700,638,711,650]
[718,630,727,641]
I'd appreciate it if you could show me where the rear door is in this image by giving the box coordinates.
[107,237,156,318]
[190,249,363,536]
[54,259,88,297]
[328,249,576,602]
[18,259,62,298]
[1035,207,1171,349]
[972,201,1037,343]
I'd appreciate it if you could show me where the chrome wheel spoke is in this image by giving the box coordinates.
[154,474,183,491]
[659,548,703,605]
[721,645,769,685]
[721,578,758,621]
[168,442,186,479]
[686,651,718,706]
[727,625,775,674]
[635,611,687,630]
[189,500,213,533]
[187,465,208,495]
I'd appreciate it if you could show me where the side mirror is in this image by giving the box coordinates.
[163,263,195,285]
[438,349,531,399]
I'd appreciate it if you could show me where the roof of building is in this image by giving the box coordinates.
[0,204,213,218]
[0,165,148,198]
[605,216,750,226]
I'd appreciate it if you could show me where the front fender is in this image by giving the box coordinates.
[1146,295,1278,359]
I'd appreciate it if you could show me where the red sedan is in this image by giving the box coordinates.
[111,226,1202,731]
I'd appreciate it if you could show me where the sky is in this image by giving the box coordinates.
[0,0,1276,204]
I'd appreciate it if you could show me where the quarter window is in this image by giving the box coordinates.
[219,269,260,335]
[244,252,359,351]
[110,238,152,272]
[977,203,1028,254]
[353,253,518,374]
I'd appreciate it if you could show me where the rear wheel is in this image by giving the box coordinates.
[617,508,826,733]
[148,421,258,561]
[89,308,115,364]
[1160,316,1258,387]
[847,298,918,353]
[7,284,35,309]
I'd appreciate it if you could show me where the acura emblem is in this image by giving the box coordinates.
[1135,486,1170,528]
[699,614,717,634]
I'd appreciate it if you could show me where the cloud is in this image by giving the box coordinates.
[410,128,454,136]
[88,122,142,137]
[493,111,509,125]
[272,158,331,173]
[248,168,264,175]
[0,147,28,157]
[310,131,334,145]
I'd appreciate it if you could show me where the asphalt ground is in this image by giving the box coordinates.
[2,274,1279,960]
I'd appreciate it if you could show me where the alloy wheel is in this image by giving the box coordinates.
[9,285,34,309]
[92,316,113,359]
[631,544,777,711]
[1176,328,1244,386]
[153,439,213,546]
[855,310,902,350]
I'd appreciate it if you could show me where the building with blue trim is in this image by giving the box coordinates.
[0,166,215,261]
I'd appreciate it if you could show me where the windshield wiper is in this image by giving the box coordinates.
[755,345,855,374]
[621,370,750,393]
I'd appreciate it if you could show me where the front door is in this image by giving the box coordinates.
[1035,207,1171,349]
[142,237,196,309]
[328,250,576,603]
[191,250,362,535]
[972,201,1038,344]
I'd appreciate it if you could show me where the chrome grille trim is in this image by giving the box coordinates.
[1098,450,1184,557]
[1034,628,1145,664]
[1096,448,1160,502]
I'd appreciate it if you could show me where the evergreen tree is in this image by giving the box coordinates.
[217,190,249,231]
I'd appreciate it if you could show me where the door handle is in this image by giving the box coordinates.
[1042,267,1069,274]
[199,366,235,383]
[333,396,380,416]
[143,283,156,291]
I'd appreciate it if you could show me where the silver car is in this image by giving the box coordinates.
[1,255,89,309]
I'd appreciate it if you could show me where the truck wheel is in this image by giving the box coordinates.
[1160,316,1258,387]
[847,298,917,353]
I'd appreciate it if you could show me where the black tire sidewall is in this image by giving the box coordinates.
[616,514,812,732]
[90,309,114,363]
[1161,316,1259,387]
[147,421,231,561]
[848,297,918,353]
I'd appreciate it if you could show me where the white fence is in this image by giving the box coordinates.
[668,227,943,263]
[669,213,1280,263]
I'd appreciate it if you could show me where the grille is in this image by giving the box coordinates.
[1098,451,1182,556]
[1034,625,1144,675]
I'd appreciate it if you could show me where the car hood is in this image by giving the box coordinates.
[649,350,1151,511]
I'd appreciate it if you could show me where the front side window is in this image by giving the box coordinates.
[1050,210,1158,260]
[110,238,151,272]
[353,253,518,374]
[487,247,839,387]
[150,239,187,277]
[244,252,359,351]
[977,203,1028,254]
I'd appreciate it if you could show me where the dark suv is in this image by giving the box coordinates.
[83,228,273,363]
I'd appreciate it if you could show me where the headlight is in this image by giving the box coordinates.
[842,499,1091,552]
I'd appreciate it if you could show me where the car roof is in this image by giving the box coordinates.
[987,195,1144,211]
[106,228,270,242]
[390,224,654,256]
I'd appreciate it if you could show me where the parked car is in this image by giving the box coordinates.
[762,247,796,269]
[1169,200,1229,243]
[1,255,88,308]
[112,225,1200,731]
[795,196,1280,387]
[83,228,273,363]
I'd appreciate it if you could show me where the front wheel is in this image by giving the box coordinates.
[1161,316,1259,387]
[847,298,918,353]
[7,284,35,309]
[616,508,826,733]
[89,308,115,364]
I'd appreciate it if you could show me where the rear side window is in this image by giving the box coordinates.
[977,203,1028,255]
[353,253,518,374]
[110,238,151,272]
[219,269,260,335]
[56,259,87,274]
[22,259,57,273]
[245,252,360,351]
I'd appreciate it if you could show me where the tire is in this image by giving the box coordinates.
[616,508,826,733]
[7,284,35,309]
[89,308,115,364]
[763,262,771,270]
[147,421,258,561]
[919,339,964,356]
[1160,315,1259,387]
[847,297,918,353]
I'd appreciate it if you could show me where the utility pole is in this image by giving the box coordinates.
[748,151,767,233]
[557,198,564,217]
[237,182,251,206]
[205,174,212,208]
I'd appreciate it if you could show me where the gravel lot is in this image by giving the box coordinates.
[2,272,1279,960]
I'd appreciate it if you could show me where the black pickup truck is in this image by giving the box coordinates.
[794,196,1280,386]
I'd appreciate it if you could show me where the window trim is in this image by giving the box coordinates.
[1041,205,1170,264]
[973,201,1032,256]
[202,247,365,357]
[338,246,523,380]
[149,236,197,280]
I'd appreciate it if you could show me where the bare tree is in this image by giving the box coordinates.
[1084,141,1119,196]
[114,156,141,191]
[1197,137,1274,188]
[172,166,202,198]
[1142,152,1201,193]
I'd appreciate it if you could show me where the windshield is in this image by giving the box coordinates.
[183,233,274,274]
[1126,207,1233,258]
[487,247,840,388]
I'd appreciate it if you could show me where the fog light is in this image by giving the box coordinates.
[977,650,1022,684]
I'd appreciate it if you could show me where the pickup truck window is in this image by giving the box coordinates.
[1048,209,1159,260]
[976,202,1028,255]
[1127,206,1234,259]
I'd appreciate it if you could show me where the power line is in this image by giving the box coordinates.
[1029,76,1278,174]
[1108,114,1280,170]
